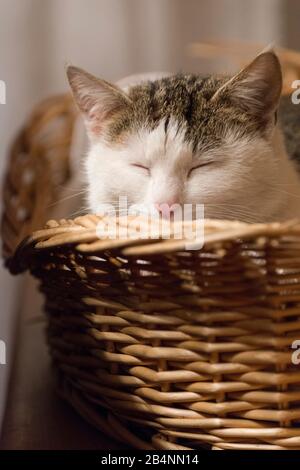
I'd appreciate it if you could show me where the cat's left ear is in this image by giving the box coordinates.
[211,50,282,124]
[66,65,131,140]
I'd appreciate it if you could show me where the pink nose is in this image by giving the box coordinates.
[155,201,178,218]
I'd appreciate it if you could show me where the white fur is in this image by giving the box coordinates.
[86,130,300,222]
[82,74,300,223]
[86,117,192,214]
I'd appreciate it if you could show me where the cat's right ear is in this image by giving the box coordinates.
[66,66,131,139]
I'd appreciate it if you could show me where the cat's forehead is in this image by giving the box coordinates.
[127,117,194,166]
[107,74,260,149]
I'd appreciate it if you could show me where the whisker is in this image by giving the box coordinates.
[47,190,87,209]
[67,207,89,218]
[262,182,300,199]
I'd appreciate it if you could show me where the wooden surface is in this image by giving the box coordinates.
[0,304,123,450]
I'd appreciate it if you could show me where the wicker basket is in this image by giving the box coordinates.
[3,46,300,450]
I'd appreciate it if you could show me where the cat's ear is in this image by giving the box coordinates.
[66,65,131,139]
[211,51,282,122]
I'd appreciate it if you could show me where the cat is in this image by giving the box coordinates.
[66,50,300,224]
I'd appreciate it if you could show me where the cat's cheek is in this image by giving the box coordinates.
[184,170,225,207]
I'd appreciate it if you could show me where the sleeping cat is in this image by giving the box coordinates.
[66,51,300,223]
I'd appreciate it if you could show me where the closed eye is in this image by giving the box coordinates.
[131,163,150,175]
[188,161,214,177]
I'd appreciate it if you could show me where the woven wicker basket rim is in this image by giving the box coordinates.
[8,215,300,274]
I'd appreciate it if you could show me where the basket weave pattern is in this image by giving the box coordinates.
[3,48,300,450]
[10,215,300,450]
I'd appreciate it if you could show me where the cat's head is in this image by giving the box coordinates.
[67,51,282,222]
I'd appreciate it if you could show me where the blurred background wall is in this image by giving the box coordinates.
[0,0,298,430]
